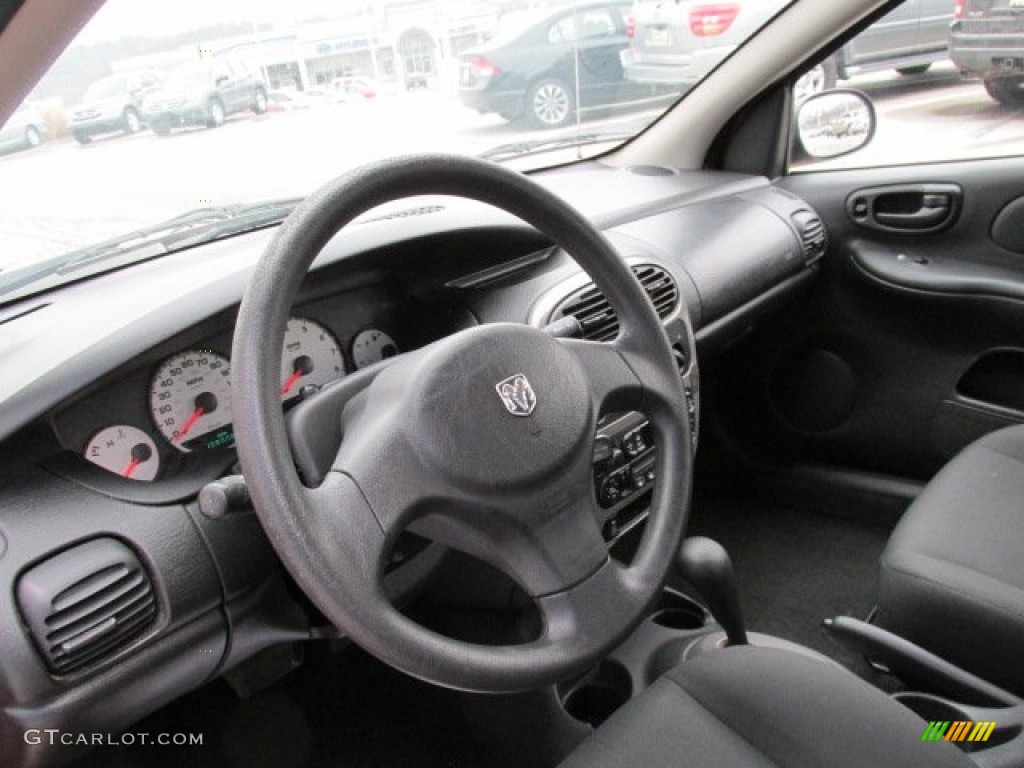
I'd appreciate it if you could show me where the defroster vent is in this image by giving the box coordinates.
[549,264,679,341]
[17,538,158,675]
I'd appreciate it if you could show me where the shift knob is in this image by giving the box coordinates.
[676,536,748,646]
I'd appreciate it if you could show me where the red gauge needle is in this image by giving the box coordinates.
[281,369,303,396]
[121,443,152,478]
[175,407,205,442]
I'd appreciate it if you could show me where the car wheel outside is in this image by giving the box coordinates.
[793,57,837,103]
[984,76,1024,106]
[897,64,931,76]
[24,126,41,148]
[123,108,142,134]
[72,131,91,145]
[527,78,573,129]
[252,88,268,115]
[206,100,226,128]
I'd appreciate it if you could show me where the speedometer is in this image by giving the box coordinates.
[149,350,233,452]
[280,317,346,401]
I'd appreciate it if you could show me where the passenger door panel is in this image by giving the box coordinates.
[711,157,1024,480]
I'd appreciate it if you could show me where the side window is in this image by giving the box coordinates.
[548,15,577,44]
[578,10,616,40]
[792,0,1022,171]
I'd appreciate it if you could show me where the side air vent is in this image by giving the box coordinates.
[549,264,679,342]
[17,538,158,676]
[791,209,826,265]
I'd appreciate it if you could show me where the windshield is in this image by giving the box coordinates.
[0,0,796,297]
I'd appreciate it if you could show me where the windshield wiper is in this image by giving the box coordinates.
[0,198,301,301]
[479,130,637,164]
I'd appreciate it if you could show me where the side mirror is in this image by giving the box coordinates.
[215,75,231,88]
[796,89,876,160]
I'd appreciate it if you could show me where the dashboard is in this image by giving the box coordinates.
[0,161,825,767]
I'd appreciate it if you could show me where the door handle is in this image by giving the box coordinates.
[847,183,961,234]
[874,198,949,230]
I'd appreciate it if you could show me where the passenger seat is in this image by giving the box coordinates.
[876,424,1024,697]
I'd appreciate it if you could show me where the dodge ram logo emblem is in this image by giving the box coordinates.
[496,374,537,417]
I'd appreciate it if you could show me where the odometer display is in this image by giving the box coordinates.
[149,350,233,452]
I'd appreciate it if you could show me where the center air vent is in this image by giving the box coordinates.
[17,538,158,676]
[549,264,679,342]
[791,209,826,265]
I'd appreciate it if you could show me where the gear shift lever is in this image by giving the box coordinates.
[677,536,748,646]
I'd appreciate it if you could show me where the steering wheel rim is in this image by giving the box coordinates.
[232,154,693,693]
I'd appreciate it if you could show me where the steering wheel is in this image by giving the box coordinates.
[232,154,693,693]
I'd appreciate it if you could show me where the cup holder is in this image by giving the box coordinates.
[895,692,973,723]
[560,660,632,727]
[651,589,707,631]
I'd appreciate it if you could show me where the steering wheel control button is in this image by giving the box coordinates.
[594,417,656,509]
[495,373,537,416]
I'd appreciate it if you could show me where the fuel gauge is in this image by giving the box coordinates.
[84,425,160,481]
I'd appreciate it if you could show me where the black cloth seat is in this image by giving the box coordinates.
[559,646,972,767]
[877,424,1024,696]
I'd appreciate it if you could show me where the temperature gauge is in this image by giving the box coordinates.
[84,426,160,481]
[351,329,399,369]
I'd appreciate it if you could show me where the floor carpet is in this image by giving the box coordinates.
[679,500,894,680]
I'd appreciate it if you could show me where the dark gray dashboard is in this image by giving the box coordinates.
[0,161,822,767]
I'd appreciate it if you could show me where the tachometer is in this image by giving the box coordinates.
[280,317,346,401]
[149,350,233,452]
[84,425,160,481]
[351,329,399,369]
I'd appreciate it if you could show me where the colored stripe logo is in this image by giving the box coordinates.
[921,721,997,743]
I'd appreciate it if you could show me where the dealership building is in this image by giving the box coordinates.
[114,0,520,92]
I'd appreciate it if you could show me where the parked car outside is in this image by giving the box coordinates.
[330,76,378,102]
[68,71,161,144]
[267,88,335,112]
[142,59,268,135]
[0,106,46,153]
[458,1,653,129]
[950,0,1024,105]
[623,0,955,100]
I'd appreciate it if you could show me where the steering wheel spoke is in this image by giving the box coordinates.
[302,470,391,585]
[557,337,647,417]
[411,476,610,598]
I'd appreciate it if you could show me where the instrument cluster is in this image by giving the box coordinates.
[62,314,401,483]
